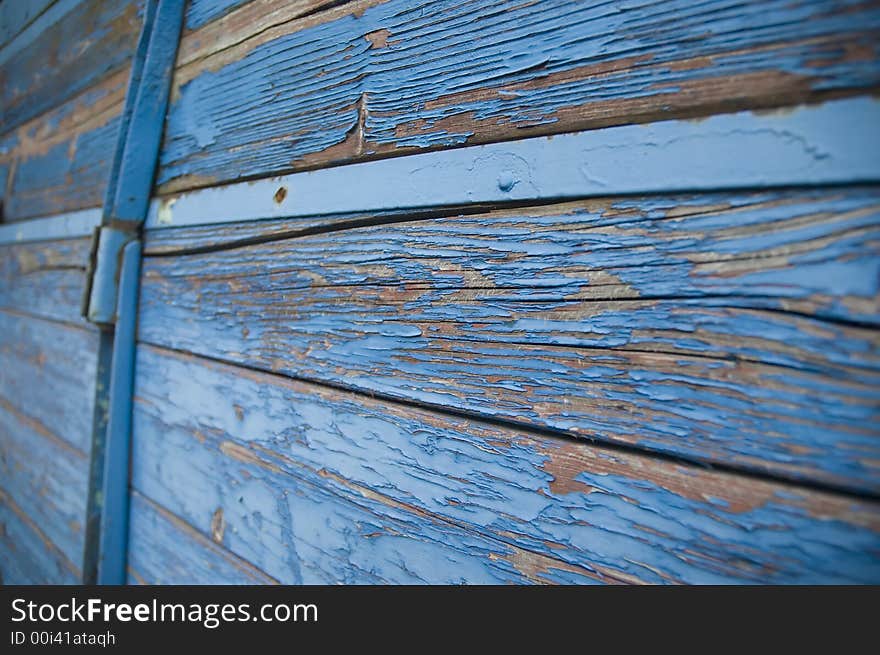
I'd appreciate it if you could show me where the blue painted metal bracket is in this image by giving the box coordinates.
[82,225,134,325]
[81,0,185,584]
[82,0,185,327]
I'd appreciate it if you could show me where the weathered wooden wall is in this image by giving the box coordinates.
[127,0,880,584]
[0,0,145,584]
[1,0,878,585]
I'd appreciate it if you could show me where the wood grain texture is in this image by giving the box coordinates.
[127,491,279,584]
[133,357,576,584]
[139,189,880,493]
[0,397,88,572]
[0,311,97,581]
[158,0,880,194]
[0,0,143,134]
[0,487,80,585]
[0,236,92,325]
[184,0,266,31]
[0,208,102,244]
[0,311,98,455]
[0,69,126,221]
[133,344,880,584]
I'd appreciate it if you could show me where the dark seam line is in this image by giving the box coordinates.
[145,181,880,258]
[138,340,880,504]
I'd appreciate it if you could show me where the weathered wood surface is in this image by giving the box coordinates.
[0,0,143,134]
[158,0,880,194]
[0,311,97,582]
[139,189,880,493]
[0,487,80,585]
[0,69,127,221]
[0,394,89,572]
[127,491,278,584]
[0,311,99,454]
[146,97,880,230]
[0,208,101,243]
[132,344,880,584]
[0,236,93,325]
[184,0,258,31]
[0,0,56,49]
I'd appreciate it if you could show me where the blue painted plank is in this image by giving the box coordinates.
[147,97,880,229]
[0,488,80,585]
[0,208,102,244]
[139,188,880,493]
[0,0,57,48]
[132,358,576,584]
[0,311,99,454]
[0,0,145,133]
[184,0,250,30]
[127,491,278,584]
[0,393,89,571]
[0,69,127,221]
[158,0,880,193]
[0,0,80,63]
[0,237,93,325]
[133,345,880,584]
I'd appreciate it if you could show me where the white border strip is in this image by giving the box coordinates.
[0,207,102,245]
[146,97,880,230]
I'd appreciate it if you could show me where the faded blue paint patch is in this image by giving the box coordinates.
[139,187,880,493]
[131,346,880,584]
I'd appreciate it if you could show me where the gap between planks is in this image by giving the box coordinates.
[136,341,880,505]
[129,381,641,585]
[127,490,282,585]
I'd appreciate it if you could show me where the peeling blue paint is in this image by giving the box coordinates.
[158,0,880,190]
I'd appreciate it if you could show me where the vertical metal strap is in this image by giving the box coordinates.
[83,0,185,584]
[98,241,142,584]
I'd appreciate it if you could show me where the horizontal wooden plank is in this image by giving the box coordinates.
[0,70,126,221]
[147,97,880,230]
[157,0,880,194]
[134,345,880,583]
[0,237,92,324]
[0,0,143,134]
[0,311,98,454]
[134,349,605,584]
[0,311,95,581]
[127,491,279,584]
[0,392,89,571]
[0,0,56,49]
[184,0,255,31]
[0,0,79,62]
[0,487,80,585]
[0,208,102,244]
[140,188,880,493]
